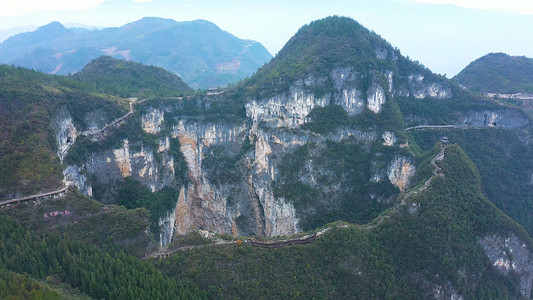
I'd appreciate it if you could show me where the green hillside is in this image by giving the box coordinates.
[72,56,193,98]
[0,65,128,199]
[454,52,533,93]
[154,145,531,299]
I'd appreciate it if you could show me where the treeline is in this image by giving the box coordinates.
[0,215,207,299]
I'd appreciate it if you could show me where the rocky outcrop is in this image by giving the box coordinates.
[457,110,529,129]
[367,84,386,113]
[246,84,329,128]
[54,108,78,163]
[382,131,397,146]
[142,107,165,134]
[331,67,365,116]
[387,155,415,191]
[394,73,452,99]
[86,139,175,194]
[170,119,299,238]
[63,165,92,196]
[479,234,533,298]
[159,201,178,247]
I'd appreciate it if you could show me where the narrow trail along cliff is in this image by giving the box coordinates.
[0,187,68,207]
[146,226,340,260]
[359,144,446,230]
[403,144,446,199]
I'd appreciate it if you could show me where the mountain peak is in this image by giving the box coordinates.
[37,21,68,33]
[454,52,533,93]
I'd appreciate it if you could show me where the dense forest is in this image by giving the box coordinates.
[72,56,194,98]
[454,52,533,93]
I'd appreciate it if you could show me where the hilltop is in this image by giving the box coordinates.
[72,56,193,98]
[454,52,533,94]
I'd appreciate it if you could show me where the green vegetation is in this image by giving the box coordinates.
[0,191,154,257]
[274,140,397,231]
[0,64,127,199]
[151,144,530,299]
[72,56,193,98]
[118,178,180,222]
[454,52,533,93]
[0,268,64,300]
[411,128,533,236]
[301,104,349,133]
[0,215,207,299]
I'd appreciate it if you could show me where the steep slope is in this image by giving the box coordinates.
[0,65,129,199]
[72,56,193,97]
[0,18,272,88]
[17,16,526,245]
[454,52,533,94]
[154,145,533,299]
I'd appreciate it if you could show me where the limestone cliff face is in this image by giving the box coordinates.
[387,155,415,191]
[85,139,175,194]
[457,110,529,129]
[54,108,78,163]
[480,234,533,298]
[63,165,92,197]
[367,84,386,113]
[245,83,330,128]
[169,119,299,238]
[394,73,453,99]
[142,107,165,134]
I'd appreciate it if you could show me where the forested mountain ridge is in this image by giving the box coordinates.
[0,17,272,88]
[72,56,194,98]
[454,52,533,94]
[0,15,532,299]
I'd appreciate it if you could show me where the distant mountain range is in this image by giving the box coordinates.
[454,52,533,94]
[0,17,272,88]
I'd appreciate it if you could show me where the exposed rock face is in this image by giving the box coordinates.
[394,73,452,99]
[367,84,386,113]
[457,110,529,129]
[387,155,415,191]
[54,109,78,163]
[159,202,178,247]
[331,67,365,116]
[170,119,299,238]
[246,84,329,128]
[480,234,533,298]
[382,131,397,147]
[86,139,175,194]
[63,165,92,196]
[142,107,164,134]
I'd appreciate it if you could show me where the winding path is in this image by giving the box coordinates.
[0,187,68,207]
[403,144,445,199]
[405,125,456,131]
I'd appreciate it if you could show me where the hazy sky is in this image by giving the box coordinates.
[1,0,532,77]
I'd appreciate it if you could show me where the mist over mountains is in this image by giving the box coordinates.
[0,17,272,89]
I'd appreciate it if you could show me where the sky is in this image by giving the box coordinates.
[0,0,532,77]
